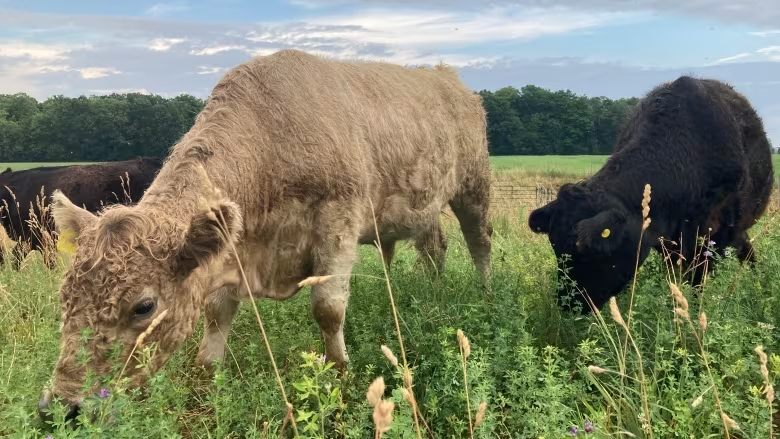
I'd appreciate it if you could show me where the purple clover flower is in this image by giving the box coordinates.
[703,250,713,257]
[99,388,110,399]
[584,421,594,434]
[46,436,53,439]
[708,240,716,247]
[569,426,579,436]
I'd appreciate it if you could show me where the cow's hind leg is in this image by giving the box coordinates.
[414,219,447,276]
[449,189,492,285]
[196,287,241,371]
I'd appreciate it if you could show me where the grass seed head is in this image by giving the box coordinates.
[381,345,398,368]
[699,312,708,332]
[754,345,775,403]
[457,329,471,359]
[608,297,627,329]
[588,365,607,374]
[641,184,651,219]
[721,413,740,431]
[474,401,487,428]
[372,399,395,436]
[367,377,385,407]
[669,283,689,320]
[403,368,413,388]
[297,275,334,288]
[135,309,169,347]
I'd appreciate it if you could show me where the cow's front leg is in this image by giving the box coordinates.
[196,287,240,371]
[310,216,360,370]
[310,253,355,370]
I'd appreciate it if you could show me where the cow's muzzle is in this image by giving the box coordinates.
[38,389,80,428]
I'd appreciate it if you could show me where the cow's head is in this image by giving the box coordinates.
[38,186,242,425]
[529,182,651,312]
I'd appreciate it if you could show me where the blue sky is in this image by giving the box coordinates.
[2,0,780,143]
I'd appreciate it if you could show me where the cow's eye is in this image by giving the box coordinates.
[133,299,156,317]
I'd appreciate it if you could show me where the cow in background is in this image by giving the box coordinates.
[0,157,163,269]
[529,76,774,312]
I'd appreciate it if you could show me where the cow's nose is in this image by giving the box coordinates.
[38,389,80,427]
[38,389,54,425]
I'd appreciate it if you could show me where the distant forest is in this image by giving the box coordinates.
[0,86,641,162]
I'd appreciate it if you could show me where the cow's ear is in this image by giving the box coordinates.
[174,197,243,277]
[51,190,97,241]
[575,209,626,254]
[528,202,556,234]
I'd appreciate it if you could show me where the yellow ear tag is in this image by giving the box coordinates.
[601,228,611,238]
[57,229,78,255]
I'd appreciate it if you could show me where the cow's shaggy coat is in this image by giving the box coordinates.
[529,75,773,312]
[39,49,492,417]
[0,157,162,269]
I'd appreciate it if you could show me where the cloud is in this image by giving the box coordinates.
[196,66,225,75]
[292,0,780,28]
[711,46,780,65]
[712,52,753,64]
[190,45,249,56]
[757,46,780,61]
[750,29,780,37]
[300,7,641,49]
[87,87,150,95]
[145,2,189,18]
[0,41,81,60]
[149,38,187,51]
[77,67,121,79]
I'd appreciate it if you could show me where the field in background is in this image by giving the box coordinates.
[6,154,780,172]
[1,157,779,437]
[0,162,95,171]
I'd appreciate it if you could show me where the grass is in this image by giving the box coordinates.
[490,155,609,175]
[0,161,779,438]
[0,162,96,172]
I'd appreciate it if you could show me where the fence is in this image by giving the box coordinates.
[491,178,780,212]
[490,183,556,210]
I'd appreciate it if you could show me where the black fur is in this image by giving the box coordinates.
[529,76,774,312]
[0,157,163,269]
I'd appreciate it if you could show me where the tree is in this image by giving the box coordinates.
[0,86,639,162]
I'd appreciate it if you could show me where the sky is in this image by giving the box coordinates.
[2,0,780,144]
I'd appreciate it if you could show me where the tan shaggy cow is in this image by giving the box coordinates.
[38,49,493,421]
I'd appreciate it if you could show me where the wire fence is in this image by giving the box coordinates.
[490,183,556,210]
[490,178,780,212]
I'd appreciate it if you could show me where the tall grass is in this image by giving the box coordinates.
[0,171,778,437]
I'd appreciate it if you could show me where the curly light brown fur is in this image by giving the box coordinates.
[42,49,492,411]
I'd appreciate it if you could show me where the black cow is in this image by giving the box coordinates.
[528,76,774,312]
[0,157,163,269]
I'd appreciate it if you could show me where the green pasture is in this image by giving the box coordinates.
[1,208,779,437]
[6,155,780,179]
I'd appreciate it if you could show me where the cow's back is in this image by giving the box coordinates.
[0,160,160,241]
[599,77,760,210]
[165,49,488,232]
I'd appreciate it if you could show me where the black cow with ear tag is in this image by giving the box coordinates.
[529,75,774,312]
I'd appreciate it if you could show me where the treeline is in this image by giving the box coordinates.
[0,93,204,162]
[0,86,640,162]
[479,85,639,155]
